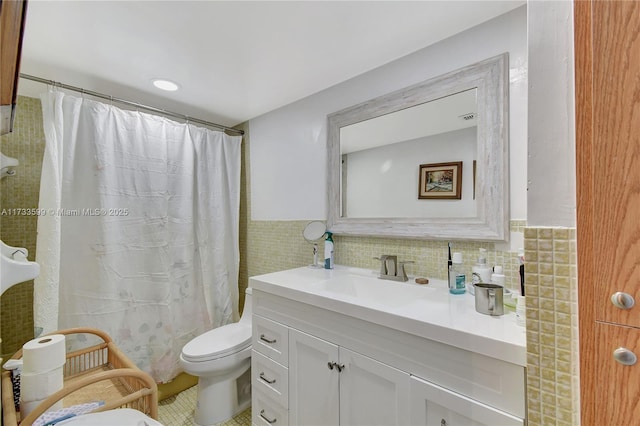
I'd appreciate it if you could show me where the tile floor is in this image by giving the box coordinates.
[158,386,251,426]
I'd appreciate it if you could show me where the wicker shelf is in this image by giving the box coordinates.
[1,328,158,426]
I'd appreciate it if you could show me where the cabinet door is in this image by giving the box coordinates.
[410,375,523,426]
[289,329,339,426]
[339,347,410,426]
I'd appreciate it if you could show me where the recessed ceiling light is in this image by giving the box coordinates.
[152,79,180,91]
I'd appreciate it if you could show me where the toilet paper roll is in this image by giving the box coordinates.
[20,366,64,402]
[20,398,63,418]
[22,334,66,374]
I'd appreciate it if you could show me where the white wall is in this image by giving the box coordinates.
[527,1,576,227]
[346,128,477,218]
[249,6,527,221]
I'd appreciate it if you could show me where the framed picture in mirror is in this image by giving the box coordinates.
[418,161,462,199]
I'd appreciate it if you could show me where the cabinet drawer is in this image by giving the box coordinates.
[252,388,289,426]
[252,350,288,408]
[253,314,289,365]
[410,375,524,426]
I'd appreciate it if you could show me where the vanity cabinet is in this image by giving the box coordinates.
[289,328,410,426]
[252,316,411,426]
[250,285,526,426]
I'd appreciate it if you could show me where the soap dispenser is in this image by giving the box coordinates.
[472,248,492,284]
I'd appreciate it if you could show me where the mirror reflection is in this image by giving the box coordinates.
[340,89,477,219]
[327,53,509,241]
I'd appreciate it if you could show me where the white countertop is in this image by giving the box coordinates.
[249,265,527,366]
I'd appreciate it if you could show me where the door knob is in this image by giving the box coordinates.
[613,347,637,366]
[611,292,635,310]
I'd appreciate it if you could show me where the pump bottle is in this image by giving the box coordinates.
[472,248,492,284]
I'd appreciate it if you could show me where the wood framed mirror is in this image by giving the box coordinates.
[327,53,509,241]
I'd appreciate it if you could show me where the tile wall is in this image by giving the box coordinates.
[524,227,580,426]
[0,96,44,359]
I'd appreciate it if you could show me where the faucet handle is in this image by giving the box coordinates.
[373,256,389,275]
[397,261,414,281]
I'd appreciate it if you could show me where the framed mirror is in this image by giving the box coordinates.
[327,53,509,241]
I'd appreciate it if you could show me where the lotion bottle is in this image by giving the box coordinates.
[324,232,334,269]
[472,248,492,284]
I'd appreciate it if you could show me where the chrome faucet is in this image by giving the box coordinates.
[374,255,414,282]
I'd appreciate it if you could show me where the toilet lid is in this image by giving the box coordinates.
[182,323,251,362]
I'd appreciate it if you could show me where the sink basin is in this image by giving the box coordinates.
[250,265,527,368]
[310,273,436,308]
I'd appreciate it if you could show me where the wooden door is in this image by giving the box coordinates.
[575,0,640,424]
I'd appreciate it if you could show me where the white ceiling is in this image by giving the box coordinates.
[18,1,524,128]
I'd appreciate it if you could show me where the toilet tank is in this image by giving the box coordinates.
[239,287,252,324]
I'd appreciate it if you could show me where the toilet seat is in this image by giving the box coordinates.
[182,323,251,362]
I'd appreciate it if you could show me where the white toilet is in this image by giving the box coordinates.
[180,288,252,426]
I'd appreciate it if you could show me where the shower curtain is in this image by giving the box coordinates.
[34,91,242,382]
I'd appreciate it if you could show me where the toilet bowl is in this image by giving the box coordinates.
[180,288,252,426]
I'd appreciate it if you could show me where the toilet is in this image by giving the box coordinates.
[180,288,252,426]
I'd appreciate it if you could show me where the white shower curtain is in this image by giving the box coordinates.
[34,91,242,382]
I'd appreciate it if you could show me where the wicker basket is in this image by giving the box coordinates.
[1,328,158,426]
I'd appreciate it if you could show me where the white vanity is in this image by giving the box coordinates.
[249,266,526,426]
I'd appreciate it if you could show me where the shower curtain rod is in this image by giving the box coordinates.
[19,73,244,135]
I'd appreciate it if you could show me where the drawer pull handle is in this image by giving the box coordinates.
[260,409,277,424]
[614,347,637,366]
[327,362,334,370]
[611,292,635,310]
[335,363,345,372]
[260,334,277,344]
[259,372,276,384]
